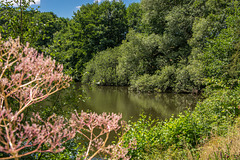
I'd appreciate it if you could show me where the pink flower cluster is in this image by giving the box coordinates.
[0,37,136,159]
[0,37,72,117]
[0,108,135,160]
[71,111,136,160]
[0,108,75,159]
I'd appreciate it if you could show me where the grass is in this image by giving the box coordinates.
[199,117,240,160]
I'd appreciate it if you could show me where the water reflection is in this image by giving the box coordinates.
[31,83,199,121]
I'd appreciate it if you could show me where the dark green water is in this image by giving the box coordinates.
[32,83,199,121]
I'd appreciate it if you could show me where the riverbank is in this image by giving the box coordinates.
[121,86,240,159]
[199,117,240,159]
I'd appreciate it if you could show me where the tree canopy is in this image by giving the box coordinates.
[1,0,239,92]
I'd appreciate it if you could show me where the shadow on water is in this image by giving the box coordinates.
[30,82,200,122]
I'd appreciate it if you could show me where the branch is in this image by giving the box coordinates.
[89,133,109,160]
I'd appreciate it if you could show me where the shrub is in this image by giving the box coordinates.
[82,47,120,86]
[130,66,176,92]
[123,86,240,159]
[122,114,162,159]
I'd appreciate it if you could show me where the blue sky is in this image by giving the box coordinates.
[31,0,141,19]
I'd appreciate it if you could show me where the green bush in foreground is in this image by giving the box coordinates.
[123,86,240,159]
[123,114,162,159]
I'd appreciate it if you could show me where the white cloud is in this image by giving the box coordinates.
[76,5,81,9]
[32,0,40,5]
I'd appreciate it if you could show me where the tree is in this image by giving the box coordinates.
[48,0,128,80]
[82,30,162,86]
[0,1,65,53]
[0,0,36,43]
[126,2,143,32]
[186,0,240,91]
[117,31,161,83]
[141,0,192,34]
[82,47,121,86]
[47,19,85,80]
[25,11,65,52]
[201,9,240,81]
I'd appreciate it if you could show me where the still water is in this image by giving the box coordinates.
[33,83,199,121]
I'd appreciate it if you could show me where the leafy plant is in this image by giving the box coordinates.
[122,114,162,159]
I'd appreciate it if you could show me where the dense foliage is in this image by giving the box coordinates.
[122,85,240,159]
[1,0,240,159]
[83,0,240,94]
[48,0,128,80]
[80,0,240,158]
[0,1,65,52]
[1,0,239,92]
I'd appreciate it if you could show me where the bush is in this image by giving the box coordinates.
[122,114,163,159]
[193,87,240,136]
[175,60,204,93]
[130,66,176,92]
[82,47,120,86]
[123,86,240,159]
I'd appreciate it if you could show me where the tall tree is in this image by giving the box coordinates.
[141,0,192,34]
[73,0,127,53]
[48,0,128,80]
[126,2,143,32]
[0,0,64,52]
[0,0,36,43]
[26,11,66,52]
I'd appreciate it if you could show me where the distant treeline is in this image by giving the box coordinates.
[1,0,240,93]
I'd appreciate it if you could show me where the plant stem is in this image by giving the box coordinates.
[20,0,23,43]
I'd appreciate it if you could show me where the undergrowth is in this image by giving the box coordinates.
[123,85,240,159]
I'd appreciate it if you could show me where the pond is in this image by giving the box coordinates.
[31,83,200,122]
